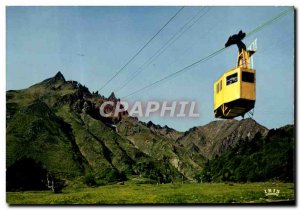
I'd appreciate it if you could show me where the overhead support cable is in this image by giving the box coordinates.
[114,7,210,93]
[98,6,185,91]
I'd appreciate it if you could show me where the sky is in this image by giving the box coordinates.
[6,6,294,131]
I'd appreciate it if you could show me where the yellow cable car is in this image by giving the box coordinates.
[214,31,256,119]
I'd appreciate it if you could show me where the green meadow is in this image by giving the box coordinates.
[7,181,294,205]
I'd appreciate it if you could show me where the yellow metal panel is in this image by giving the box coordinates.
[214,68,241,110]
[223,69,240,104]
[240,68,256,100]
[241,82,255,100]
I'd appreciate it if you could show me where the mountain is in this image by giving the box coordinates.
[6,72,293,191]
[177,119,269,159]
[196,125,294,182]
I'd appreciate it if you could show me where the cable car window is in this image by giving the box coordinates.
[226,73,238,85]
[216,83,219,93]
[242,72,255,83]
[220,80,222,90]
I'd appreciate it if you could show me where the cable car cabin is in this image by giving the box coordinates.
[214,48,256,119]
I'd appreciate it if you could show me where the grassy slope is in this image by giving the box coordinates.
[7,182,294,204]
[6,101,84,178]
[55,105,158,177]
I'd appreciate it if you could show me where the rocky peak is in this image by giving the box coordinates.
[146,121,157,128]
[108,92,117,101]
[144,120,183,140]
[53,71,66,82]
[40,71,66,86]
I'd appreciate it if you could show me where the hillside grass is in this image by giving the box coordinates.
[7,181,294,204]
